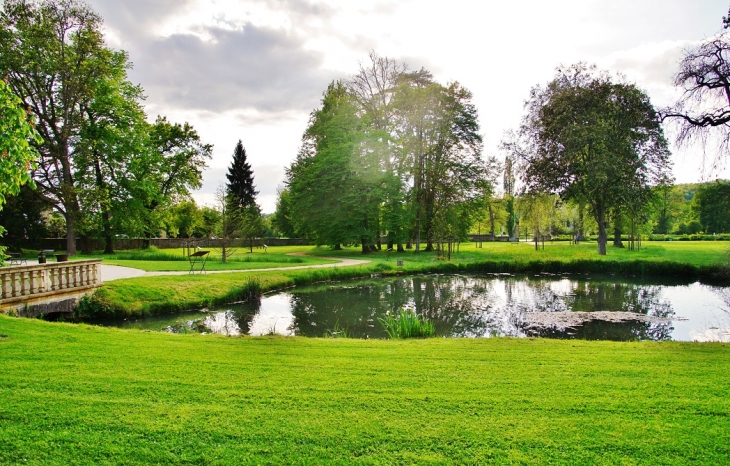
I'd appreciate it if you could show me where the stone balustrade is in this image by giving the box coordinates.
[0,260,102,306]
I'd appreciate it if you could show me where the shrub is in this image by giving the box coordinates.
[378,310,435,339]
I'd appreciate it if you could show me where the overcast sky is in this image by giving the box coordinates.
[88,0,730,213]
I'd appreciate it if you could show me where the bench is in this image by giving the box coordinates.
[6,252,27,266]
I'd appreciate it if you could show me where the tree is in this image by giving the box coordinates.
[272,187,297,238]
[517,64,671,255]
[693,180,730,233]
[213,185,238,262]
[0,77,41,260]
[503,153,517,238]
[170,200,203,239]
[393,74,486,252]
[287,82,376,252]
[226,140,258,209]
[0,0,115,255]
[663,11,730,168]
[128,117,212,240]
[74,48,147,253]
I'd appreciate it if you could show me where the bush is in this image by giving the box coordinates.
[75,294,117,318]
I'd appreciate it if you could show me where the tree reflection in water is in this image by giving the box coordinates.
[285,275,677,341]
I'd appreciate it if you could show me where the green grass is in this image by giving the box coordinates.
[0,315,729,464]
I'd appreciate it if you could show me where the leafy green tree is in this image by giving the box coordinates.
[0,78,41,259]
[287,81,377,252]
[170,200,203,239]
[129,117,212,239]
[75,49,147,253]
[0,0,116,255]
[693,180,730,233]
[517,64,671,255]
[393,74,486,251]
[272,187,297,238]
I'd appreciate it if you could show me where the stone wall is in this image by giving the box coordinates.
[11,237,311,252]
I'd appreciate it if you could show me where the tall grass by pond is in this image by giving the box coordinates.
[379,310,435,339]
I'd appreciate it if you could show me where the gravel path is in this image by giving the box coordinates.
[143,256,371,277]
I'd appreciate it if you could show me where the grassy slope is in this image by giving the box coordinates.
[93,242,729,316]
[1,315,728,465]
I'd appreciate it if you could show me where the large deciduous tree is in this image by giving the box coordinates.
[286,81,376,251]
[517,64,671,255]
[0,0,113,254]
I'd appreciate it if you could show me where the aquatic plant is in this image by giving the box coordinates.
[378,310,435,339]
[325,321,349,338]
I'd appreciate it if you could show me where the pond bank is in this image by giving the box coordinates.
[75,256,730,319]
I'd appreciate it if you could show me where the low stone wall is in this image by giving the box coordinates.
[0,259,102,316]
[11,237,312,252]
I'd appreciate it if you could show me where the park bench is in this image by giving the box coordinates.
[5,252,27,266]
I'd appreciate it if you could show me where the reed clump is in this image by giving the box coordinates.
[378,310,435,339]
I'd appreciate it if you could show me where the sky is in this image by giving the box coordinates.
[88,0,730,213]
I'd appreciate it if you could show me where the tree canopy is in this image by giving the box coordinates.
[515,64,671,255]
[282,55,493,253]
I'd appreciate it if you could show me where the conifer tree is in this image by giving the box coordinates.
[226,140,258,208]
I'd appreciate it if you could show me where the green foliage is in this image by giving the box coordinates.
[693,180,730,233]
[517,64,670,255]
[0,78,40,207]
[287,81,374,249]
[379,310,435,339]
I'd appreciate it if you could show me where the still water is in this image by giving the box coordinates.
[102,274,730,342]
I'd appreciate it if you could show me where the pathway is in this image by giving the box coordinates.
[15,255,372,282]
[143,255,371,277]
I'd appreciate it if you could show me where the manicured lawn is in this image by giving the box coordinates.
[312,240,730,268]
[0,315,728,464]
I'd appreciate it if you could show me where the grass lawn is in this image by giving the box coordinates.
[1,315,728,464]
[312,240,730,268]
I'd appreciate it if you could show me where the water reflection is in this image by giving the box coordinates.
[99,274,730,342]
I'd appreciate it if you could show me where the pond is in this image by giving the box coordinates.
[99,274,730,342]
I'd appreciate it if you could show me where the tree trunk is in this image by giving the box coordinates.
[488,203,496,236]
[66,211,77,255]
[397,243,404,253]
[596,204,607,256]
[361,238,369,254]
[613,209,624,248]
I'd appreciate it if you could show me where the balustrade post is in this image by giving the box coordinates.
[1,273,8,299]
[10,272,18,298]
[20,271,27,295]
